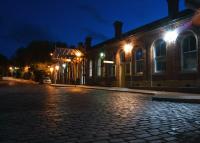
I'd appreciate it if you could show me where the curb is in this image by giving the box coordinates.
[152,96,200,104]
[51,84,155,95]
[51,84,200,104]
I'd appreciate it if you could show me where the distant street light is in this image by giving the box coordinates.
[55,65,59,71]
[75,51,82,57]
[100,52,105,59]
[62,63,66,69]
[50,67,54,73]
[50,53,53,56]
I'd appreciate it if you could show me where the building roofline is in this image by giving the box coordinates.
[92,9,194,49]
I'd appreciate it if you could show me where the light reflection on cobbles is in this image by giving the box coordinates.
[0,83,200,143]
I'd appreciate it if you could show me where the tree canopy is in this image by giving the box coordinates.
[11,41,58,66]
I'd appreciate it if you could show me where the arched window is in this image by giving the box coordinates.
[97,58,101,76]
[135,48,144,74]
[153,39,167,72]
[89,60,92,77]
[181,33,198,71]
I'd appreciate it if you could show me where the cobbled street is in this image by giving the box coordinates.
[0,81,200,143]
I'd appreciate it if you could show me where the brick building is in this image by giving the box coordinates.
[85,0,200,88]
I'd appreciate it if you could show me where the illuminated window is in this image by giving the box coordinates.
[154,39,166,73]
[135,48,144,74]
[181,33,197,71]
[89,60,92,77]
[97,58,101,76]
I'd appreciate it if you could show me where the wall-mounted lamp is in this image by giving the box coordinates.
[124,43,133,54]
[164,30,178,43]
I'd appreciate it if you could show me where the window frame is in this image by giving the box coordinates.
[180,32,198,72]
[135,48,144,75]
[153,39,167,73]
[89,60,93,77]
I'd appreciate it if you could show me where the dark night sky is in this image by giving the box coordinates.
[0,0,185,57]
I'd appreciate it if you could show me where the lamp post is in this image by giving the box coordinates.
[9,66,14,77]
[50,67,54,82]
[74,51,82,86]
[62,63,66,83]
[124,43,133,88]
[55,65,59,84]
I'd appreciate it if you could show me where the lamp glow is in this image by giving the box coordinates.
[103,60,114,64]
[100,52,105,58]
[164,30,178,43]
[50,67,54,73]
[75,51,82,57]
[55,65,59,71]
[124,43,133,53]
[62,63,66,68]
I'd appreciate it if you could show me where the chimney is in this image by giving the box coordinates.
[113,21,123,38]
[84,36,92,49]
[167,0,179,18]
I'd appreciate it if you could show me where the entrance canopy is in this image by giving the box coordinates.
[52,48,84,62]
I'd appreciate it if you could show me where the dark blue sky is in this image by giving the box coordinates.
[0,0,185,57]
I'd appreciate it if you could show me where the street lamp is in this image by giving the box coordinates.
[123,43,133,87]
[100,52,105,59]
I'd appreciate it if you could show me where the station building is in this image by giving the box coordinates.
[85,0,200,88]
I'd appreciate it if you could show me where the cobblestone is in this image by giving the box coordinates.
[0,81,200,142]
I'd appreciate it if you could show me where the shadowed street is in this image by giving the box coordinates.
[0,80,200,143]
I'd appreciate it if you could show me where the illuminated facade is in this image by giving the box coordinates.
[85,0,200,88]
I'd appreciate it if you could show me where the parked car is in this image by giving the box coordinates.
[40,77,52,84]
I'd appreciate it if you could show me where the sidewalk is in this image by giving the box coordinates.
[2,77,36,84]
[51,84,200,104]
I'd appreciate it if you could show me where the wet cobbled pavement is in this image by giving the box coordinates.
[0,81,200,143]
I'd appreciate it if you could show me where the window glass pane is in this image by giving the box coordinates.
[136,60,144,73]
[189,36,196,51]
[182,34,197,71]
[160,42,166,56]
[136,49,143,60]
[183,38,189,52]
[156,60,166,72]
[155,39,166,57]
[154,39,166,72]
[126,63,130,74]
[183,52,197,71]
[155,45,160,57]
[111,65,115,76]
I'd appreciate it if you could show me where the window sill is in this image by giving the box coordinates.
[135,72,144,76]
[152,72,166,75]
[180,70,198,74]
